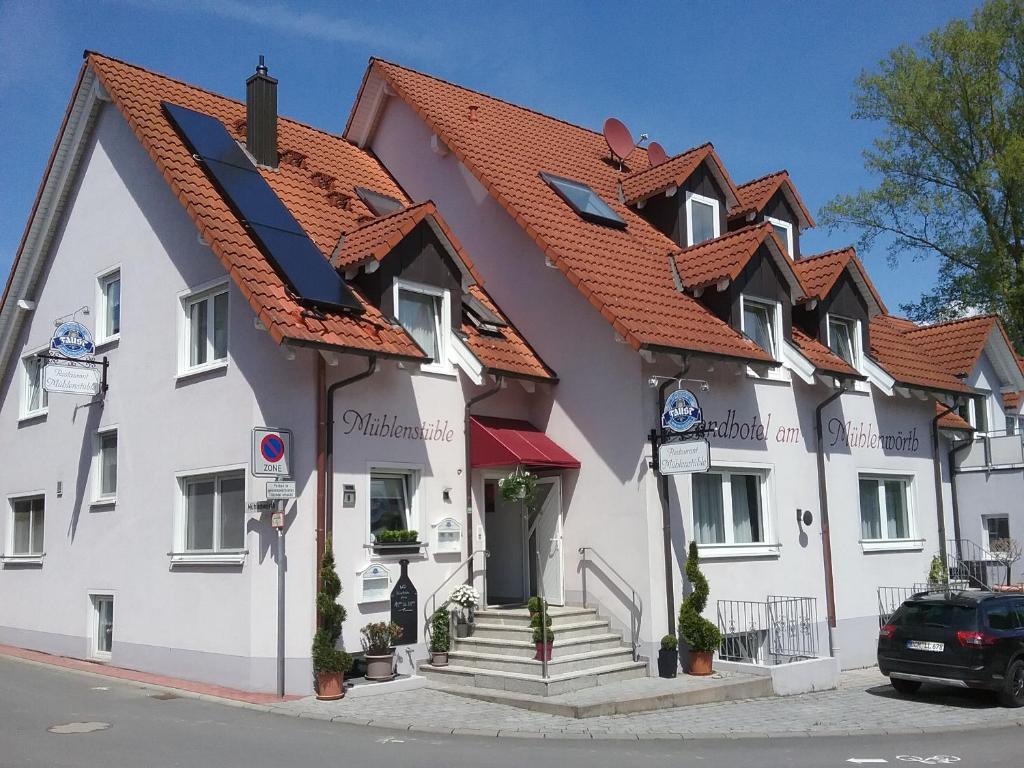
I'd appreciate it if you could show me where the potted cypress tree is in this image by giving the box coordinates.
[658,634,678,678]
[429,608,451,666]
[679,541,721,676]
[361,621,403,681]
[531,612,554,661]
[312,535,352,700]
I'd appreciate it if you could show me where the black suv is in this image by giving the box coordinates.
[877,591,1024,707]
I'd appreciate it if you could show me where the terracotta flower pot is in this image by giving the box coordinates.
[315,671,345,700]
[534,641,554,661]
[686,650,714,676]
[430,651,449,666]
[365,652,396,681]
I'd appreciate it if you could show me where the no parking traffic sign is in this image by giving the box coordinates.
[251,427,292,478]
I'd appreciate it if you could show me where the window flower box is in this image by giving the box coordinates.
[371,530,424,556]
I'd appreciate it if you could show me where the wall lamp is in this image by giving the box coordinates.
[647,374,709,392]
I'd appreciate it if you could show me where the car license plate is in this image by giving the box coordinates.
[907,640,944,652]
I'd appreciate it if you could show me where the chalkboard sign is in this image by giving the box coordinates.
[390,559,418,645]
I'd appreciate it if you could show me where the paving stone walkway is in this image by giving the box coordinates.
[265,668,1024,739]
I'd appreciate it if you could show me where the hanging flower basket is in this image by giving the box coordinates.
[498,468,537,508]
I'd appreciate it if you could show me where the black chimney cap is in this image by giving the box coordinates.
[256,55,268,76]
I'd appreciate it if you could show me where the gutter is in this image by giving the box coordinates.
[930,402,961,570]
[464,376,504,583]
[657,359,689,638]
[814,381,847,658]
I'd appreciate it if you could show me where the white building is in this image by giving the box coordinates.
[0,53,1016,695]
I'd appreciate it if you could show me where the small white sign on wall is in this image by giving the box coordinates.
[432,517,463,554]
[357,563,392,604]
[658,439,711,475]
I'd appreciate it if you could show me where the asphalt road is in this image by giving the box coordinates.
[1,656,1021,767]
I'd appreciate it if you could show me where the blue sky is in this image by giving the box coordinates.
[0,0,981,312]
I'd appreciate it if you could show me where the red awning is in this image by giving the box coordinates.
[470,416,581,469]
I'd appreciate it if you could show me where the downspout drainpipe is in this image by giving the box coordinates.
[931,401,960,570]
[320,355,377,570]
[948,439,973,559]
[815,381,847,658]
[464,375,504,586]
[657,359,689,638]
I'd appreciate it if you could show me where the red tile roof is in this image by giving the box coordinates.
[83,53,547,379]
[462,286,554,381]
[903,315,1002,379]
[791,328,860,378]
[729,170,815,228]
[1004,391,1021,412]
[361,59,774,364]
[792,247,887,313]
[869,315,972,394]
[673,222,799,293]
[936,402,974,431]
[620,144,737,206]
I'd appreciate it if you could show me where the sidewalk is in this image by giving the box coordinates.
[3,645,1022,740]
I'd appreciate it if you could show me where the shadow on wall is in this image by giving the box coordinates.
[67,396,105,541]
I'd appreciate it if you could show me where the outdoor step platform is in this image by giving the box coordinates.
[447,646,636,674]
[473,607,598,628]
[470,619,611,641]
[430,669,774,718]
[418,659,648,697]
[453,633,625,658]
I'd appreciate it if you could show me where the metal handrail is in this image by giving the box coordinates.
[948,538,1013,588]
[423,549,489,640]
[578,546,643,661]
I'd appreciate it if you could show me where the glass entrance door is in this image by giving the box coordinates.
[92,596,113,660]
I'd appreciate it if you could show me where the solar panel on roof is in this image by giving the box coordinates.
[539,172,626,229]
[162,101,363,313]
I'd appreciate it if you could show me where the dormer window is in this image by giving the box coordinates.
[685,192,720,246]
[766,216,793,256]
[827,315,861,369]
[540,172,625,229]
[394,278,451,373]
[355,187,404,217]
[741,295,780,358]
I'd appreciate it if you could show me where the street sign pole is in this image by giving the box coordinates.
[275,495,286,698]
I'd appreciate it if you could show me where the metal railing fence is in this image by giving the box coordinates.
[716,595,819,665]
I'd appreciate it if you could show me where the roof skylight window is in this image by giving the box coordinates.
[540,172,626,229]
[355,187,404,217]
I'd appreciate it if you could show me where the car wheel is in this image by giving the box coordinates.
[998,659,1024,708]
[890,677,922,695]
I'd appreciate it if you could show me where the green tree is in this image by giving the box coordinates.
[312,535,352,675]
[821,0,1024,343]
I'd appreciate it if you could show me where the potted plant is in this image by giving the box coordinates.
[361,621,403,681]
[498,467,537,507]
[679,541,721,676]
[448,584,480,637]
[312,536,353,700]
[527,595,546,618]
[531,612,554,660]
[429,608,451,666]
[658,634,678,678]
[928,554,949,589]
[372,529,421,555]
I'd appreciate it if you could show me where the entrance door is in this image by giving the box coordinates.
[483,479,528,604]
[528,477,564,606]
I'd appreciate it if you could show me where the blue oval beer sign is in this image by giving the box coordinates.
[50,321,95,359]
[662,388,703,434]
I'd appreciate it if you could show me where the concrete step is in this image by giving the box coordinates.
[447,646,636,675]
[470,619,611,641]
[453,633,625,658]
[418,659,648,697]
[473,607,598,628]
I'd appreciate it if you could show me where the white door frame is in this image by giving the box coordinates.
[527,476,564,606]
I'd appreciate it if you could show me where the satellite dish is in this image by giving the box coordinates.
[647,141,669,167]
[603,118,635,163]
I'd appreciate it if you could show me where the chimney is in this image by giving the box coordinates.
[246,55,278,168]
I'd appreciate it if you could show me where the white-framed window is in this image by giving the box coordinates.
[369,466,420,543]
[765,216,794,255]
[393,278,451,373]
[178,471,245,554]
[90,594,114,661]
[685,191,721,246]
[740,295,781,359]
[9,495,45,557]
[97,267,121,343]
[983,515,1011,552]
[827,314,861,369]
[691,467,777,557]
[179,281,229,376]
[958,393,990,434]
[858,473,922,550]
[21,351,48,419]
[92,427,118,504]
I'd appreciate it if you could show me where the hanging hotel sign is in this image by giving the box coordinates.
[662,388,704,434]
[43,363,101,395]
[50,321,95,360]
[658,439,710,475]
